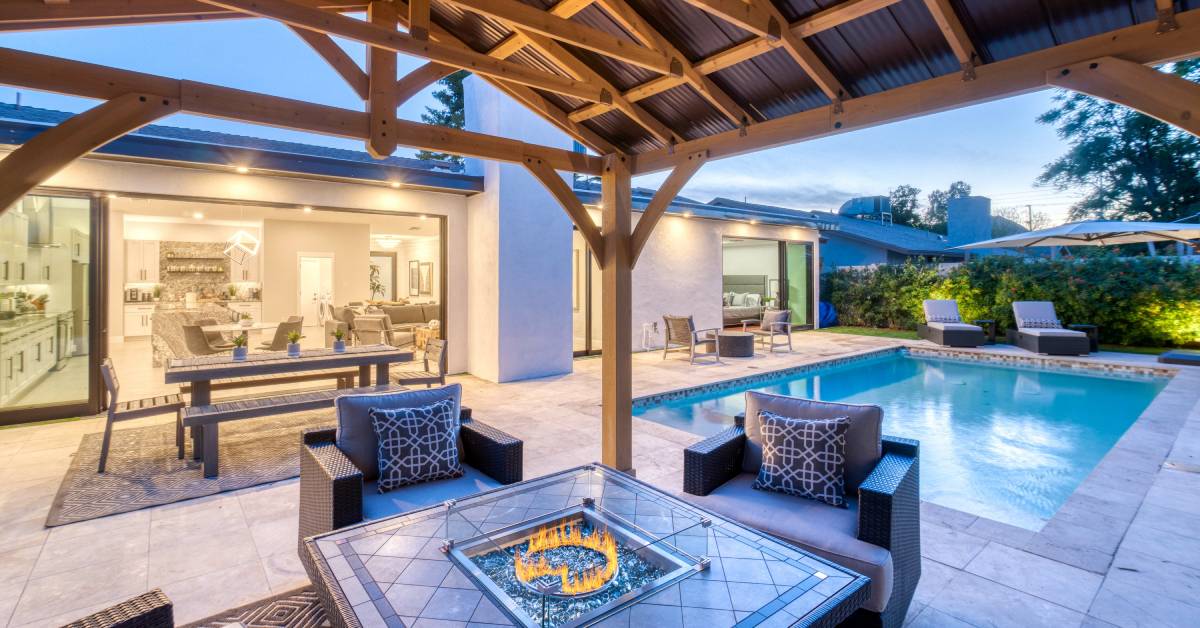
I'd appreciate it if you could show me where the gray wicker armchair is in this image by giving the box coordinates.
[682,393,920,628]
[63,589,173,628]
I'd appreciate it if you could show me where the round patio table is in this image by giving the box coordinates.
[717,331,755,357]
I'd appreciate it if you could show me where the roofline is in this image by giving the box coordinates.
[573,187,825,229]
[0,118,485,195]
[823,228,963,258]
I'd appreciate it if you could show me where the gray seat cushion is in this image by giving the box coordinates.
[743,391,882,492]
[383,305,427,326]
[335,384,462,482]
[685,473,893,613]
[362,465,501,520]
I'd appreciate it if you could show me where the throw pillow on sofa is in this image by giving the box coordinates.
[753,410,849,507]
[369,398,463,492]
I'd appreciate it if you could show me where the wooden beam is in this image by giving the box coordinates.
[629,150,707,266]
[694,37,780,74]
[791,0,903,37]
[522,155,606,262]
[444,0,680,76]
[0,0,366,30]
[679,0,780,39]
[288,25,369,100]
[0,92,179,212]
[395,62,456,105]
[0,47,605,175]
[594,0,750,126]
[366,0,398,158]
[600,152,633,472]
[922,0,978,76]
[407,0,429,40]
[631,9,1200,174]
[199,0,613,103]
[752,0,846,102]
[1048,56,1200,137]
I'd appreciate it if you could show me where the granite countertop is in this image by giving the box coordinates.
[0,312,68,337]
[124,299,262,307]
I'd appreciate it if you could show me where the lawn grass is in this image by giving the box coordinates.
[819,325,1170,356]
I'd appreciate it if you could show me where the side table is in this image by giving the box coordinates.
[1068,324,1099,352]
[414,325,440,351]
[972,319,997,344]
[716,331,755,357]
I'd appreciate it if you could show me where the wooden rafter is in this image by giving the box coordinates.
[922,0,978,77]
[629,150,707,266]
[0,0,366,30]
[0,46,605,175]
[0,92,179,211]
[1048,56,1200,137]
[678,0,780,39]
[791,0,903,37]
[199,0,612,103]
[366,0,399,158]
[522,155,606,263]
[395,62,456,105]
[287,25,369,100]
[748,0,846,103]
[443,0,680,76]
[631,9,1200,173]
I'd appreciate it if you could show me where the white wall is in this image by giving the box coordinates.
[394,237,441,301]
[123,219,259,244]
[6,151,473,374]
[464,77,574,382]
[261,219,371,323]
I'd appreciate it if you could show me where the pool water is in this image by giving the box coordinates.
[635,352,1168,529]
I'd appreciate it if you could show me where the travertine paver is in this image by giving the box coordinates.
[0,332,1197,627]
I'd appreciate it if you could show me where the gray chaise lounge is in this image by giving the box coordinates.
[1007,301,1091,356]
[682,391,920,628]
[916,299,985,348]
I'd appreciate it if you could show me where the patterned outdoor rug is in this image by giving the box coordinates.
[46,410,335,526]
[181,587,328,628]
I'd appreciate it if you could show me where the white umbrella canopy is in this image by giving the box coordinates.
[954,220,1200,250]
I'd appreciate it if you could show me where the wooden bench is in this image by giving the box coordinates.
[182,383,406,477]
[177,368,360,394]
[99,358,186,473]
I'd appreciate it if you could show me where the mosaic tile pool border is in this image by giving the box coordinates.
[633,345,1175,411]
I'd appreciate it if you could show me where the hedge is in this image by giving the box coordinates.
[821,254,1200,347]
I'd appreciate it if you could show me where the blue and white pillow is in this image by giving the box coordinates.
[753,410,849,507]
[369,398,463,492]
[928,315,961,323]
[1021,318,1062,329]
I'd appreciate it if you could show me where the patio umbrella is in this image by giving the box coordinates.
[954,220,1200,250]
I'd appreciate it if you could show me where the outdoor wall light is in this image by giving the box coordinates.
[235,166,250,174]
[192,212,204,220]
[106,193,118,199]
[302,206,313,213]
[419,214,427,220]
[390,181,402,188]
[682,211,693,218]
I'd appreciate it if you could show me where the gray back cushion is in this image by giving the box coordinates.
[336,384,462,481]
[384,305,426,325]
[743,391,882,492]
[761,309,790,327]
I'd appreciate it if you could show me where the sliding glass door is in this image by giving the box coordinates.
[572,229,601,356]
[782,241,814,328]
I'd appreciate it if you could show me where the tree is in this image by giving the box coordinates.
[1036,59,1200,222]
[993,205,1051,235]
[888,184,923,227]
[923,181,971,234]
[416,70,468,167]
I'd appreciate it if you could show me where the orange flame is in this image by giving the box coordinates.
[513,522,619,595]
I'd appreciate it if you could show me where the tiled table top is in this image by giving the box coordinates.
[304,465,868,628]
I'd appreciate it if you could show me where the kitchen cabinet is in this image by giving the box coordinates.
[1,210,29,283]
[124,304,155,337]
[0,316,59,405]
[230,256,259,282]
[70,229,89,263]
[226,301,261,322]
[124,240,159,283]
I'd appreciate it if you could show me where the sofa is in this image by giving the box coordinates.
[682,391,920,627]
[377,303,441,347]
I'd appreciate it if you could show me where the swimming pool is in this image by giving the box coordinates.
[634,350,1168,530]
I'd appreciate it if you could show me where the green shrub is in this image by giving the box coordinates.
[821,254,1200,347]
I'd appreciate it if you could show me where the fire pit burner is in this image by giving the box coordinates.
[514,521,620,597]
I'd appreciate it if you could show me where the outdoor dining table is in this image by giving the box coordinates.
[164,344,413,476]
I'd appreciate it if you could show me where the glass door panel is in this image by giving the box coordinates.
[785,242,813,328]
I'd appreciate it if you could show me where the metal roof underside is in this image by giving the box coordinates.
[429,0,1195,154]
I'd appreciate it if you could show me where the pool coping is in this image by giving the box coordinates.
[633,343,1198,575]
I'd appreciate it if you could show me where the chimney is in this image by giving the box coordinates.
[947,196,991,248]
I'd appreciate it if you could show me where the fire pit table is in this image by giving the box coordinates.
[301,464,868,628]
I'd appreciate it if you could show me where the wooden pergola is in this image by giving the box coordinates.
[1,0,1198,471]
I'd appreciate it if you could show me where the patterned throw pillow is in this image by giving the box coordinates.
[928,315,960,323]
[369,399,463,493]
[753,410,849,507]
[1021,318,1062,329]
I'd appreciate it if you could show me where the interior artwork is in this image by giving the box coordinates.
[419,262,433,296]
[408,260,420,297]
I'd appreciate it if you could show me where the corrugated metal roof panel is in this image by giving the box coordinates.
[638,83,737,140]
[711,47,828,119]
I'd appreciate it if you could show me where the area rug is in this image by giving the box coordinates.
[46,410,335,527]
[181,587,328,628]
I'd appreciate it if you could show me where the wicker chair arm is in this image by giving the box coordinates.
[856,435,920,625]
[461,418,523,485]
[64,589,173,628]
[767,321,792,333]
[299,429,364,544]
[682,425,746,496]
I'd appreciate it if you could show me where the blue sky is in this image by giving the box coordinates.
[0,18,1082,223]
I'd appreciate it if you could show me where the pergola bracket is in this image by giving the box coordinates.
[629,150,708,267]
[521,155,606,264]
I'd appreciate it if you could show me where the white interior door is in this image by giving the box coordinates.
[298,254,333,327]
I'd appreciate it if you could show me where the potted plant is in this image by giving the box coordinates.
[231,334,249,361]
[331,328,346,353]
[240,312,254,328]
[286,330,303,357]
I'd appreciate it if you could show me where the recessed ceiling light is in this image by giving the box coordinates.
[302,206,313,213]
[192,212,204,220]
[749,219,758,225]
[390,181,402,189]
[235,166,249,174]
[419,214,427,220]
[682,211,693,218]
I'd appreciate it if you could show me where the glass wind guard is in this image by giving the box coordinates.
[441,467,709,628]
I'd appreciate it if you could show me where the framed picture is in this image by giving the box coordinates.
[408,260,420,296]
[419,262,433,296]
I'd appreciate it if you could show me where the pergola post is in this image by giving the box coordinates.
[600,153,634,472]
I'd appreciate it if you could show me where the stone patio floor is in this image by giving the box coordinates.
[0,331,1198,627]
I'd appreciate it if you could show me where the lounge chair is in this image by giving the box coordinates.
[1007,301,1091,355]
[63,589,173,628]
[682,392,920,628]
[662,314,721,364]
[917,300,986,348]
[741,309,793,352]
